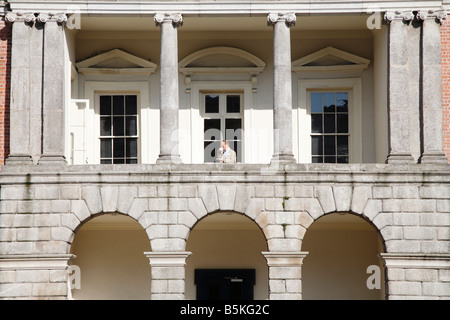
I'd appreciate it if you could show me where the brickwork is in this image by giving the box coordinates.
[0,18,10,167]
[442,17,450,163]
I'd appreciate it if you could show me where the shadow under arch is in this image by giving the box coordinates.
[185,210,269,300]
[69,212,152,300]
[301,211,386,300]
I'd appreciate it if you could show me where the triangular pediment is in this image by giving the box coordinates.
[292,47,370,72]
[76,49,157,75]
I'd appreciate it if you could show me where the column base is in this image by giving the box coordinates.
[4,154,33,165]
[418,153,449,164]
[270,153,296,165]
[385,153,415,164]
[37,154,67,166]
[156,154,182,164]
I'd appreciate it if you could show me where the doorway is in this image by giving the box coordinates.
[195,269,255,300]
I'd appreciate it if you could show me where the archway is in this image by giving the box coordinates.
[185,211,269,300]
[70,213,152,299]
[302,213,385,300]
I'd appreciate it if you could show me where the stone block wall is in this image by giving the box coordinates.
[0,164,448,299]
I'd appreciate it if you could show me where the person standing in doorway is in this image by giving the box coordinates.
[216,140,237,163]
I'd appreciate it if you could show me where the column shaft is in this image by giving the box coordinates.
[269,14,296,164]
[38,15,67,165]
[385,12,415,164]
[419,12,448,163]
[5,15,34,165]
[155,14,182,164]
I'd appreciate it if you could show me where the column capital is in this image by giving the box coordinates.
[37,13,68,24]
[384,11,414,23]
[416,10,447,24]
[267,13,296,27]
[154,13,183,27]
[262,251,309,266]
[5,12,35,24]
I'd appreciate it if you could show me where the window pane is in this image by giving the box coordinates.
[126,159,138,164]
[229,140,242,163]
[101,159,112,164]
[226,95,241,113]
[100,117,111,136]
[113,138,125,158]
[101,139,112,158]
[205,95,219,113]
[324,114,336,134]
[311,136,323,156]
[311,93,322,113]
[312,156,323,163]
[125,95,137,115]
[337,156,349,163]
[225,119,242,140]
[100,96,111,115]
[324,93,335,113]
[126,138,138,158]
[311,114,323,133]
[336,93,348,112]
[113,96,125,115]
[325,156,336,163]
[337,135,349,156]
[204,119,221,140]
[204,141,220,163]
[113,116,124,136]
[113,158,125,164]
[337,114,348,133]
[324,136,336,155]
[126,116,137,136]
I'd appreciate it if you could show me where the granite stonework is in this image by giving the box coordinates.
[0,163,448,299]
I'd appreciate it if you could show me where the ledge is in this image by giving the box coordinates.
[0,163,449,185]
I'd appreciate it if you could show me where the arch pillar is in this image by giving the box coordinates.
[144,251,192,300]
[262,251,309,300]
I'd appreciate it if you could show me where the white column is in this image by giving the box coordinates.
[4,13,36,165]
[155,13,182,164]
[262,251,308,300]
[38,13,68,166]
[144,251,191,300]
[268,13,296,164]
[384,11,416,164]
[417,11,448,164]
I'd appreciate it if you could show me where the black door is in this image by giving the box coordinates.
[195,269,255,300]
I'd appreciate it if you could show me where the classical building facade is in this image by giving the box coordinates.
[0,0,449,300]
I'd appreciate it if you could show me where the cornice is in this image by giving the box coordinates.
[5,1,447,16]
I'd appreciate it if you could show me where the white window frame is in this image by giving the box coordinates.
[190,81,253,164]
[201,92,244,162]
[83,81,154,164]
[297,78,362,164]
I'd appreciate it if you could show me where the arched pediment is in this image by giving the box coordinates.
[76,49,158,76]
[179,46,266,74]
[179,46,266,93]
[292,47,370,73]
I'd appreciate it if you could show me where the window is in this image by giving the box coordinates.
[202,93,243,163]
[310,92,349,163]
[297,78,362,164]
[99,94,139,164]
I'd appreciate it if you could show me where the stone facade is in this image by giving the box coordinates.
[0,0,449,300]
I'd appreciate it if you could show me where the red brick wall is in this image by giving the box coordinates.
[0,18,10,167]
[442,18,450,163]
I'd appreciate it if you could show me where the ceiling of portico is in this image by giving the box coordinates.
[76,14,372,34]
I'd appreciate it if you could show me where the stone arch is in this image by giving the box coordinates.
[301,211,386,299]
[67,186,152,252]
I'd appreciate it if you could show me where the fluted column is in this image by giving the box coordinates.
[268,13,296,164]
[38,13,68,166]
[4,13,38,165]
[155,13,182,164]
[417,10,448,164]
[384,11,416,164]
